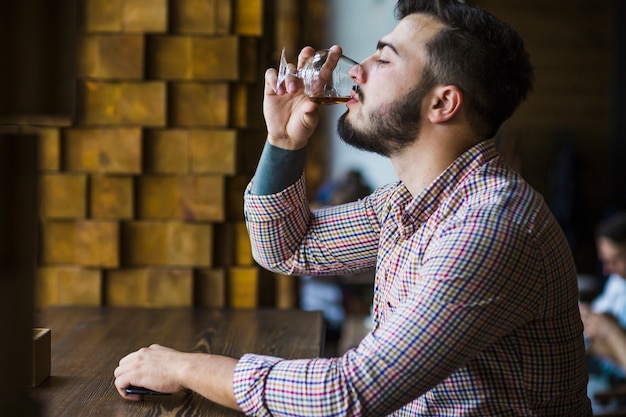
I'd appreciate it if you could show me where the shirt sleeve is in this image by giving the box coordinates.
[235,202,548,416]
[244,175,386,276]
[233,354,362,416]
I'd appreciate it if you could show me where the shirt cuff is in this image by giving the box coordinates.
[251,141,307,195]
[244,174,308,223]
[233,353,283,416]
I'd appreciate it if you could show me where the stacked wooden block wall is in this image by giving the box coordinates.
[36,0,272,310]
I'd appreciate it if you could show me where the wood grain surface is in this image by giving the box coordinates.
[31,307,324,416]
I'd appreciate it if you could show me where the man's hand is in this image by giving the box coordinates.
[114,344,240,410]
[264,45,343,151]
[114,344,187,400]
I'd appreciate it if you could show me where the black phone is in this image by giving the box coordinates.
[125,385,171,396]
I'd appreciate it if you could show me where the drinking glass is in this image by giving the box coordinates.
[276,47,359,105]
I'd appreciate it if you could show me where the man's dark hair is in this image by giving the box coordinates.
[395,0,534,139]
[596,212,626,245]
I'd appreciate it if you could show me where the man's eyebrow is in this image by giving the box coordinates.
[376,40,399,55]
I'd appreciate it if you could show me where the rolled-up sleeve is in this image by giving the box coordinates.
[233,354,281,416]
[233,354,363,417]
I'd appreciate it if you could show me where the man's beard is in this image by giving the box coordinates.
[337,83,430,157]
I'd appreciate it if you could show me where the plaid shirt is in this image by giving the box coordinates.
[235,140,591,416]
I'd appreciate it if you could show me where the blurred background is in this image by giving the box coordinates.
[0,0,623,412]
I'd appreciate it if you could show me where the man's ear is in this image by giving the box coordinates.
[428,85,463,124]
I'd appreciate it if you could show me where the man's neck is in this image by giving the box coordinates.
[391,127,481,197]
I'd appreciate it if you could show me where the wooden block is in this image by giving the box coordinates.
[123,0,168,33]
[212,223,233,267]
[238,37,260,82]
[194,268,226,307]
[105,269,143,306]
[215,0,233,34]
[96,128,143,172]
[123,221,212,266]
[83,0,167,33]
[77,34,144,79]
[31,328,51,387]
[170,0,232,34]
[230,83,248,129]
[106,268,193,307]
[63,128,100,171]
[40,221,78,264]
[35,266,102,308]
[138,175,224,221]
[236,129,265,175]
[82,0,123,32]
[90,175,134,219]
[171,0,215,34]
[231,82,264,129]
[189,129,236,174]
[55,267,102,306]
[144,129,236,174]
[75,221,120,267]
[275,273,298,309]
[177,175,225,221]
[144,129,190,173]
[235,0,263,36]
[121,222,167,265]
[147,36,193,80]
[38,128,61,171]
[168,222,213,266]
[228,266,258,308]
[232,222,253,265]
[148,36,251,80]
[191,36,243,80]
[146,268,194,307]
[41,174,87,219]
[63,128,142,173]
[40,220,120,267]
[137,176,179,218]
[274,0,300,59]
[213,222,252,266]
[224,175,249,220]
[78,81,166,126]
[169,82,229,127]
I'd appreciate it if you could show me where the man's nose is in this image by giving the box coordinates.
[349,62,364,83]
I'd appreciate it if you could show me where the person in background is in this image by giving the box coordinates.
[580,211,626,411]
[114,0,592,414]
[580,212,626,328]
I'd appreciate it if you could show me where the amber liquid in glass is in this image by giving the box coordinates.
[309,96,351,105]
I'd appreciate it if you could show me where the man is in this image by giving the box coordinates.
[114,0,592,415]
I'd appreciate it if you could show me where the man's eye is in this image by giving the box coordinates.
[377,60,389,65]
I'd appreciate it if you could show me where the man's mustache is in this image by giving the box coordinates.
[353,84,363,102]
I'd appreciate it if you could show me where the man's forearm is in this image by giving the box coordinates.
[180,353,241,411]
[251,141,307,195]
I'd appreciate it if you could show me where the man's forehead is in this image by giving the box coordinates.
[380,13,444,55]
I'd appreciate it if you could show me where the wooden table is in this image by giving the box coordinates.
[31,307,324,416]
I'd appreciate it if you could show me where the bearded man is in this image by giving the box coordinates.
[115,1,591,415]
